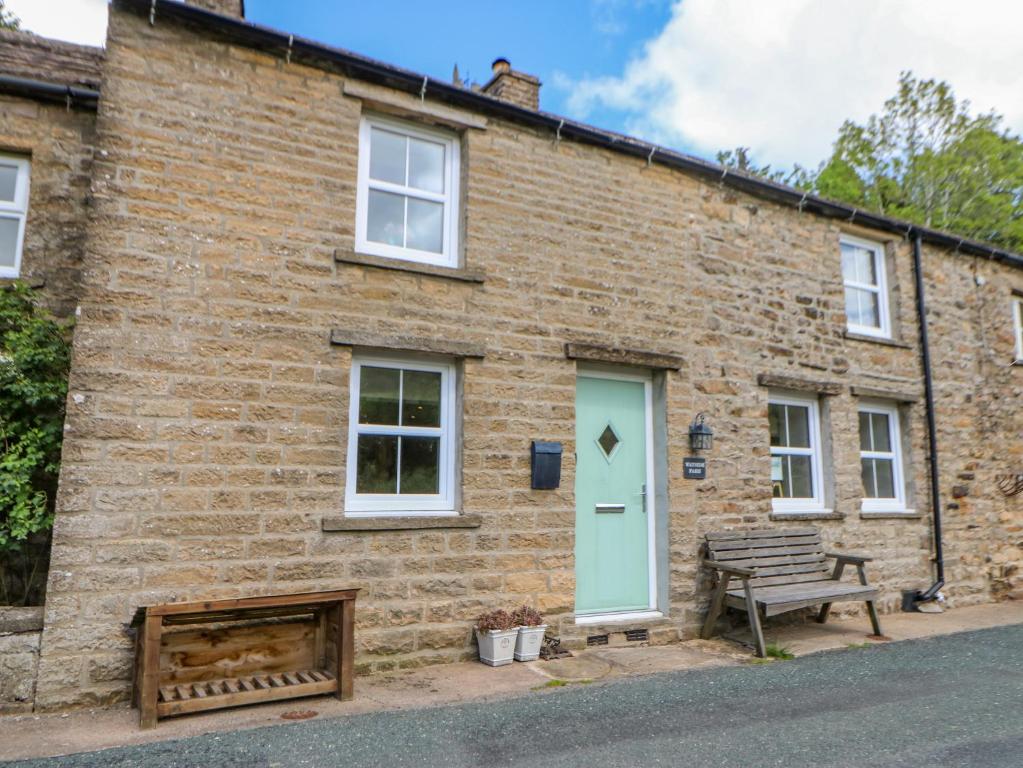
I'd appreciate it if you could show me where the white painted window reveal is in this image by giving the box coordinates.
[858,402,907,513]
[355,115,460,268]
[768,393,826,514]
[345,356,457,516]
[841,235,891,339]
[0,155,30,279]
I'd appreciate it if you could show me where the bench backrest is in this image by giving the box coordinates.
[704,527,831,588]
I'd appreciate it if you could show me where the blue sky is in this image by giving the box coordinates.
[246,0,674,143]
[14,1,1023,169]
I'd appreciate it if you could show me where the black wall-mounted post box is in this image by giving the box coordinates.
[530,441,562,490]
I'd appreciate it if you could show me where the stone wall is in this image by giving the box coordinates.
[0,29,103,90]
[0,608,43,714]
[0,62,97,317]
[33,4,1023,710]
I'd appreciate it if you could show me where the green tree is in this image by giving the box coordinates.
[0,0,20,30]
[718,73,1023,251]
[716,146,807,186]
[0,284,72,605]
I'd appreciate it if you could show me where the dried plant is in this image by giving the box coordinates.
[510,604,544,627]
[476,609,516,632]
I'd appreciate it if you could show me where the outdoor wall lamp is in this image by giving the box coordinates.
[688,413,714,452]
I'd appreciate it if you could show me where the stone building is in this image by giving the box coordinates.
[0,0,1019,712]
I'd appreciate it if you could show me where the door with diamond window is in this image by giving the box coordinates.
[574,372,652,615]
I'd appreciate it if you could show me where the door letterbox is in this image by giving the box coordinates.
[530,441,562,490]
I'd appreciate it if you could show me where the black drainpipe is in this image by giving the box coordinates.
[912,231,945,603]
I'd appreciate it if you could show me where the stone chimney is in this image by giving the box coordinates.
[481,57,540,111]
[187,0,245,18]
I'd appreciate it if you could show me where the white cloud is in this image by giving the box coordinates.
[563,0,1023,168]
[6,0,108,47]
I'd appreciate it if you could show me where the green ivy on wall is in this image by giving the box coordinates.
[0,283,72,606]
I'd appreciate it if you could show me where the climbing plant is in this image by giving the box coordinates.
[0,283,72,605]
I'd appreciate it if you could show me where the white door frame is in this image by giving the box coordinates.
[574,365,659,624]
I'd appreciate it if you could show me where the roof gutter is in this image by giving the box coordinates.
[0,75,99,111]
[117,0,1023,270]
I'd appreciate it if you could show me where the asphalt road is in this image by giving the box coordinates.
[8,624,1023,768]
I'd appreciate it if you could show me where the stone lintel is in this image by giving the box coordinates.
[342,81,488,131]
[330,329,485,359]
[564,342,684,371]
[850,385,920,403]
[335,249,485,284]
[757,373,842,396]
[322,514,482,532]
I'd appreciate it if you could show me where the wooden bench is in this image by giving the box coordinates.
[131,590,357,728]
[700,528,881,657]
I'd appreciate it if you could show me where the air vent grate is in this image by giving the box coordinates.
[625,629,648,642]
[586,634,609,646]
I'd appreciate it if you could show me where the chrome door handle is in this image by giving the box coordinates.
[640,484,647,513]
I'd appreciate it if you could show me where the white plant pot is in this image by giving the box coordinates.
[475,628,518,666]
[514,624,548,661]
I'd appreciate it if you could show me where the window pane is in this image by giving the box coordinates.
[369,127,406,185]
[788,454,814,498]
[861,458,876,497]
[859,411,872,451]
[874,458,895,498]
[845,286,880,328]
[367,189,405,246]
[768,404,783,447]
[359,366,400,425]
[402,369,441,427]
[773,454,814,499]
[0,216,20,268]
[406,197,443,253]
[870,412,891,452]
[0,164,18,203]
[842,242,876,285]
[408,138,444,193]
[356,434,398,493]
[785,405,810,448]
[400,436,439,494]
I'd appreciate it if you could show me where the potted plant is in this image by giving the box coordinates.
[475,609,518,666]
[510,605,548,662]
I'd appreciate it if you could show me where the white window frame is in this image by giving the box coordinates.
[858,401,907,513]
[0,155,30,279]
[1014,297,1023,363]
[769,392,827,515]
[345,355,457,516]
[840,234,891,339]
[355,114,460,268]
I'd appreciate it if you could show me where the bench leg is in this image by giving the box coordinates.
[701,572,731,639]
[865,601,882,636]
[742,579,767,658]
[816,603,832,624]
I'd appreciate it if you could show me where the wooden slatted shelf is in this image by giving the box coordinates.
[155,669,337,718]
[131,590,358,728]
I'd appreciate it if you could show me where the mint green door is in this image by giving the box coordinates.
[575,374,650,615]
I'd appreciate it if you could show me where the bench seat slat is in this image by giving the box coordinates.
[708,535,821,552]
[727,581,877,604]
[705,528,819,541]
[724,552,827,569]
[713,544,823,561]
[747,572,834,589]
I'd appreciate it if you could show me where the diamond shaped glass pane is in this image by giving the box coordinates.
[597,424,620,458]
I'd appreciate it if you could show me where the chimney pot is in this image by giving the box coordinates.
[491,57,511,75]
